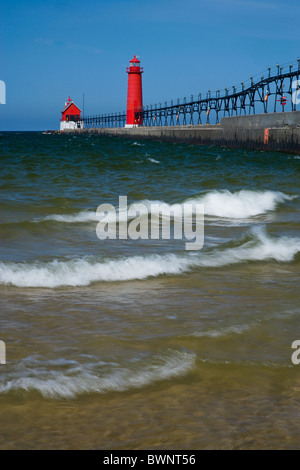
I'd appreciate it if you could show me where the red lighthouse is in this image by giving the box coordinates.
[126,55,143,127]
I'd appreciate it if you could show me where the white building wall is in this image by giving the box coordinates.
[60,121,84,131]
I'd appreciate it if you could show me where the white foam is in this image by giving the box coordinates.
[124,190,294,221]
[37,190,294,225]
[0,351,195,398]
[0,253,193,287]
[131,190,291,221]
[193,323,256,338]
[41,204,153,224]
[147,158,160,164]
[41,211,99,223]
[0,228,299,288]
[186,189,294,218]
[201,227,300,267]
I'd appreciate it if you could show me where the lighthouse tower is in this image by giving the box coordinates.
[60,97,84,131]
[126,55,143,128]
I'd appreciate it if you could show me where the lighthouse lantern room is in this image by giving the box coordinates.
[60,97,84,131]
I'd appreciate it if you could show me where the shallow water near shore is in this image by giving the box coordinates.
[0,132,300,449]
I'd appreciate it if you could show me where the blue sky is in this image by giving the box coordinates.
[1,0,299,130]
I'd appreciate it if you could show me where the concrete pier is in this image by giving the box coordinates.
[60,111,300,154]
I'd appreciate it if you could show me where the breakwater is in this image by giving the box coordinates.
[60,111,300,154]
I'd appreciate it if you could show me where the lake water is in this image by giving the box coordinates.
[0,132,300,449]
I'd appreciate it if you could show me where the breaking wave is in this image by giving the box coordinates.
[36,190,295,224]
[0,351,195,399]
[0,253,192,287]
[0,227,299,287]
[185,189,295,218]
[41,210,99,223]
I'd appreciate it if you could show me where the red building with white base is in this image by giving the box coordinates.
[60,97,83,130]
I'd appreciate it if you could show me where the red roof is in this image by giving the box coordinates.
[61,97,81,114]
[129,55,140,64]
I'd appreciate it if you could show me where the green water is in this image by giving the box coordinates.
[0,132,300,449]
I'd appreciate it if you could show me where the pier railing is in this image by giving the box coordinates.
[82,59,300,128]
[82,111,126,129]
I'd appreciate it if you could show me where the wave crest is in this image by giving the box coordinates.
[186,189,295,218]
[0,351,195,398]
[36,190,295,224]
[0,228,299,287]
